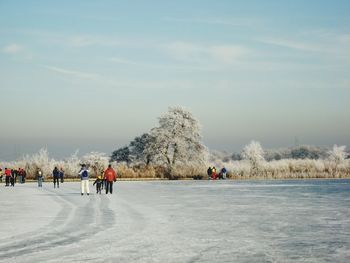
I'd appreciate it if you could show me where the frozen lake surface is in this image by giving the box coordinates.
[0,179,349,262]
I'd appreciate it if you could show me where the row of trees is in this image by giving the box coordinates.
[210,141,349,179]
[1,106,349,180]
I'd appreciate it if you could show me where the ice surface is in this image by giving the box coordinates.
[0,179,349,262]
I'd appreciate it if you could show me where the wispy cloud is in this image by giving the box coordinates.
[2,43,24,54]
[163,16,260,28]
[257,38,322,52]
[108,57,158,67]
[43,65,99,80]
[210,45,249,63]
[68,35,122,47]
[108,56,219,72]
[2,43,33,60]
[164,41,249,64]
[80,15,121,22]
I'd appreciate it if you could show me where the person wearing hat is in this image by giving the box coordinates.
[93,175,103,194]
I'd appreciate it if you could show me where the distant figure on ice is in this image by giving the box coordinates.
[220,167,227,179]
[37,169,43,187]
[212,167,217,180]
[53,167,60,188]
[104,164,117,194]
[79,164,90,195]
[23,168,27,183]
[18,168,26,183]
[18,168,23,184]
[10,169,16,186]
[5,168,11,186]
[100,169,105,191]
[59,168,64,183]
[93,175,103,194]
[207,167,212,180]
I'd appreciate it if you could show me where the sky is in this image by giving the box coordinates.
[0,0,350,161]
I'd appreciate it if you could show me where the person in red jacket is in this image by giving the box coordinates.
[5,168,11,186]
[104,164,117,194]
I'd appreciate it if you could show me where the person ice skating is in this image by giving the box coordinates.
[207,167,212,180]
[22,168,27,183]
[53,167,60,188]
[212,167,217,180]
[100,170,105,191]
[18,168,23,184]
[19,168,26,183]
[104,164,117,194]
[93,175,103,194]
[59,168,64,183]
[5,168,11,186]
[221,167,227,179]
[10,169,16,186]
[37,169,43,187]
[79,164,90,195]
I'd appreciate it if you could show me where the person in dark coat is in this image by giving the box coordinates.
[53,167,60,188]
[207,167,212,180]
[93,175,103,194]
[59,168,64,183]
[10,169,14,186]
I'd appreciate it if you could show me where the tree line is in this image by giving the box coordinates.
[1,106,349,180]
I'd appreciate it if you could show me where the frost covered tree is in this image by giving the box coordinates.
[62,150,80,177]
[328,145,347,164]
[242,140,265,176]
[21,148,56,178]
[82,151,109,177]
[110,146,131,165]
[129,133,154,165]
[144,106,207,178]
[328,145,347,177]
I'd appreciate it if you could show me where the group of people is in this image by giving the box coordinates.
[49,164,117,195]
[78,164,117,195]
[207,166,227,180]
[1,164,117,195]
[0,167,27,186]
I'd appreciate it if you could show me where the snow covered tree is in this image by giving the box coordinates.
[22,148,55,178]
[144,106,207,178]
[110,146,131,165]
[242,140,265,176]
[82,151,109,177]
[328,145,347,177]
[62,150,80,177]
[129,133,154,165]
[328,145,347,164]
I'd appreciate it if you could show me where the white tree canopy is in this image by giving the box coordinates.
[242,140,265,167]
[81,151,109,176]
[328,145,347,164]
[145,106,207,171]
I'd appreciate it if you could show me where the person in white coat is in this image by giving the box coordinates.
[79,164,90,195]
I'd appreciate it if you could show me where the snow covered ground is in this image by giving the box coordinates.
[0,179,349,263]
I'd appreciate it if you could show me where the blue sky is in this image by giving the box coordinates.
[1,0,349,160]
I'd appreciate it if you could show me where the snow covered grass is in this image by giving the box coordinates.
[1,147,349,180]
[217,159,350,179]
[0,180,349,262]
